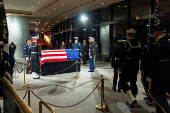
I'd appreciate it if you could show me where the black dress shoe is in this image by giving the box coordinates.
[125,101,134,108]
[132,100,137,105]
[112,87,116,91]
[118,89,121,92]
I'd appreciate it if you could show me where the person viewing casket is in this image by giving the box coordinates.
[60,41,66,49]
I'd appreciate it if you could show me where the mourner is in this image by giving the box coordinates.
[148,27,170,113]
[72,37,82,55]
[82,40,88,64]
[67,38,72,49]
[118,29,142,109]
[10,42,17,54]
[23,39,31,74]
[28,37,41,79]
[140,34,154,105]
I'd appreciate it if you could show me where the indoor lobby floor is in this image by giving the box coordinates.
[8,59,159,113]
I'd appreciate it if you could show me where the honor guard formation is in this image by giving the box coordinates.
[0,0,170,113]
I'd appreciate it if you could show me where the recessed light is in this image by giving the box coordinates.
[65,17,67,18]
[14,19,16,21]
[118,6,120,7]
[52,24,53,25]
[44,15,46,16]
[9,4,11,5]
[39,20,40,21]
[102,3,104,5]
[39,22,40,23]
[57,21,59,22]
[48,12,50,13]
[42,32,43,33]
[124,6,127,7]
[73,21,75,22]
[138,10,140,11]
[62,4,64,5]
[54,8,56,10]
[32,6,33,8]
[37,2,40,3]
[143,13,145,14]
[29,8,31,9]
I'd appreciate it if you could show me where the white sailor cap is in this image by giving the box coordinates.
[74,37,78,40]
[32,36,38,39]
[88,37,93,39]
[127,29,136,34]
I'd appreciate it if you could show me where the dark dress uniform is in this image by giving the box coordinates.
[82,43,88,64]
[29,42,41,79]
[89,39,96,72]
[23,42,30,74]
[94,41,98,67]
[112,46,121,92]
[118,38,141,104]
[72,42,82,54]
[149,35,170,113]
[10,43,17,54]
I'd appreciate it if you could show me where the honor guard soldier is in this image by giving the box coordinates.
[111,40,125,92]
[118,29,142,109]
[23,39,31,74]
[91,37,98,68]
[148,27,170,113]
[72,37,82,55]
[140,33,154,105]
[82,40,88,64]
[28,37,41,79]
[89,37,96,72]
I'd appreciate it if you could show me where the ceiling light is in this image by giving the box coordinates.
[124,6,127,7]
[73,21,75,22]
[118,6,120,7]
[42,32,43,33]
[32,6,33,8]
[39,22,40,23]
[39,20,40,21]
[62,4,64,5]
[54,8,56,10]
[37,2,40,3]
[138,10,140,11]
[65,17,67,18]
[166,11,168,13]
[9,4,11,5]
[83,29,86,30]
[57,21,59,22]
[44,15,46,16]
[143,13,145,14]
[14,19,16,21]
[48,12,50,13]
[26,10,28,11]
[52,24,53,25]
[49,26,50,27]
[102,3,104,5]
[29,8,31,9]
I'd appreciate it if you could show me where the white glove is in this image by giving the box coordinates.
[146,77,151,82]
[26,57,29,61]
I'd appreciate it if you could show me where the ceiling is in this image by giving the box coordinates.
[3,0,123,32]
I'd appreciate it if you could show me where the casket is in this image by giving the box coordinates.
[40,49,80,76]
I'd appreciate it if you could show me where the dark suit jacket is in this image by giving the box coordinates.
[82,43,88,55]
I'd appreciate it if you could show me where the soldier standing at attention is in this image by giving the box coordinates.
[140,34,154,105]
[88,37,96,72]
[72,37,82,56]
[28,37,41,79]
[148,27,170,113]
[91,37,98,68]
[82,40,88,64]
[23,39,31,74]
[118,29,142,109]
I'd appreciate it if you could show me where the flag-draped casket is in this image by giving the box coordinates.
[40,49,80,76]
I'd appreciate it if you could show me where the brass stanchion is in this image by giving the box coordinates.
[96,75,106,110]
[27,85,31,107]
[39,100,56,113]
[14,64,19,78]
[74,60,80,79]
[21,64,28,87]
[27,58,31,74]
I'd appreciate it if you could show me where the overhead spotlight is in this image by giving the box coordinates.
[44,15,46,16]
[54,8,56,10]
[9,4,11,5]
[65,17,67,18]
[57,21,59,22]
[124,6,127,7]
[138,10,140,11]
[39,22,40,23]
[26,10,28,11]
[147,24,149,27]
[93,29,95,30]
[32,6,33,8]
[73,21,75,22]
[42,32,44,33]
[48,12,50,13]
[49,26,50,27]
[102,3,104,5]
[37,2,40,3]
[14,19,16,21]
[83,29,86,30]
[118,6,120,7]
[29,8,31,9]
[81,15,86,21]
[62,4,64,5]
[52,24,53,25]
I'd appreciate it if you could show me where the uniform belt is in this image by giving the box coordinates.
[74,49,79,50]
[31,52,38,54]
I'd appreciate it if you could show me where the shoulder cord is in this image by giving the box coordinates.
[125,40,141,52]
[30,43,37,48]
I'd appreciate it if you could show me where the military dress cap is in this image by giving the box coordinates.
[127,29,136,34]
[32,36,38,39]
[69,36,72,40]
[74,37,78,40]
[26,39,31,42]
[147,33,154,38]
[88,37,93,39]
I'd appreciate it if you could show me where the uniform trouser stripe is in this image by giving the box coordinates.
[148,82,167,113]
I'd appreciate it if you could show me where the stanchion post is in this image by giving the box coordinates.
[27,85,31,107]
[14,64,19,78]
[96,75,106,110]
[27,58,31,74]
[21,64,28,87]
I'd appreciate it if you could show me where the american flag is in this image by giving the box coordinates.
[40,49,80,66]
[154,0,160,26]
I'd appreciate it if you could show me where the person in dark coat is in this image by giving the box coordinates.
[28,37,41,79]
[54,40,60,49]
[9,45,15,84]
[10,42,17,54]
[118,29,142,108]
[67,38,72,49]
[41,42,47,50]
[82,40,88,64]
[148,27,170,113]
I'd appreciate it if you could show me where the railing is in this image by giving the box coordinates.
[2,76,33,113]
[39,100,56,113]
